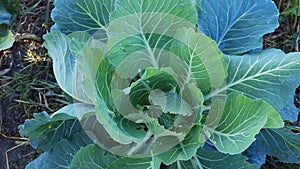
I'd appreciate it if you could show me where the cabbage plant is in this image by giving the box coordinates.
[19,0,300,168]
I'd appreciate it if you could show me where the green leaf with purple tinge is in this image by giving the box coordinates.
[249,127,300,164]
[197,0,279,54]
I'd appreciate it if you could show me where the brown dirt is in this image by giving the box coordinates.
[0,0,63,169]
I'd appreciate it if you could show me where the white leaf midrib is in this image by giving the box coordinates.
[206,56,297,100]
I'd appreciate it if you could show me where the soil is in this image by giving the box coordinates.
[0,0,299,169]
[0,0,58,169]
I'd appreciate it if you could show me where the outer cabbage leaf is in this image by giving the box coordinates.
[25,153,49,169]
[245,142,267,168]
[204,93,283,154]
[0,30,14,50]
[279,92,300,122]
[0,1,12,37]
[19,112,83,151]
[249,127,300,164]
[70,144,117,169]
[197,0,279,54]
[193,149,256,169]
[44,31,104,104]
[208,49,300,112]
[168,149,256,169]
[25,132,93,169]
[51,0,114,34]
